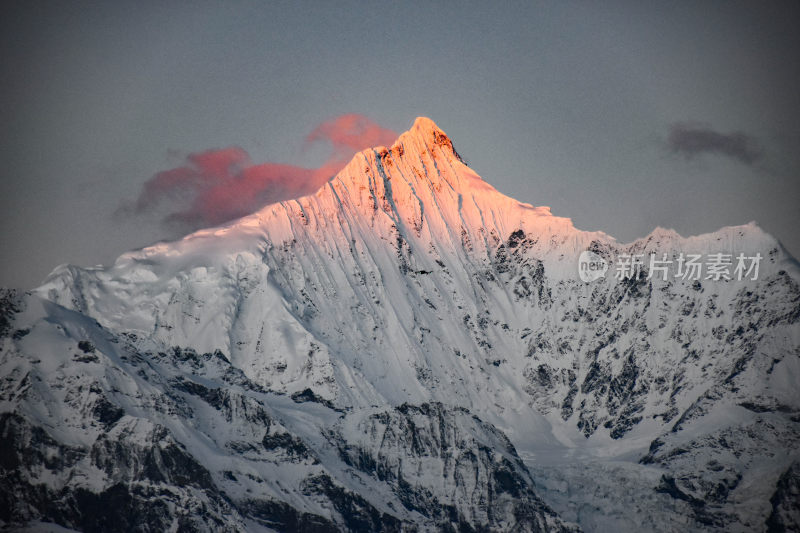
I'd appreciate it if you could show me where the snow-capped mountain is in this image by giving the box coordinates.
[2,118,798,532]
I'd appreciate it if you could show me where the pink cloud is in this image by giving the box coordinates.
[131,114,396,231]
[306,113,397,159]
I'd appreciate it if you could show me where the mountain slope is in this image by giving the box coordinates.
[2,117,799,532]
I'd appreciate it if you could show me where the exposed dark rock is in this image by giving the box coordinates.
[291,387,336,410]
[262,432,316,462]
[301,473,405,532]
[243,498,339,533]
[0,288,23,338]
[766,462,800,532]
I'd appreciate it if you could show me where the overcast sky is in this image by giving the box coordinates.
[1,1,798,289]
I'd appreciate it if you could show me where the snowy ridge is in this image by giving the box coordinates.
[3,118,799,531]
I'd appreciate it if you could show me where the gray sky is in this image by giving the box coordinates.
[1,1,798,289]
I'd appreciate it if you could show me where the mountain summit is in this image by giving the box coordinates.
[3,118,799,532]
[390,116,461,157]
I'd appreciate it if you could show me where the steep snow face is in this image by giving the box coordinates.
[7,117,800,531]
[35,117,610,405]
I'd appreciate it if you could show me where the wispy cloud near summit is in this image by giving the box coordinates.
[306,114,397,156]
[125,114,396,232]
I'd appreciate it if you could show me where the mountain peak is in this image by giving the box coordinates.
[326,116,470,200]
[324,116,505,210]
[388,116,461,163]
[406,116,449,143]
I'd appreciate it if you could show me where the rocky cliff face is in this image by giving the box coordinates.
[0,293,572,532]
[2,118,798,531]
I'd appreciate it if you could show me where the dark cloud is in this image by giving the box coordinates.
[125,114,396,232]
[667,122,762,166]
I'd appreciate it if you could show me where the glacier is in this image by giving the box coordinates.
[1,117,798,532]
